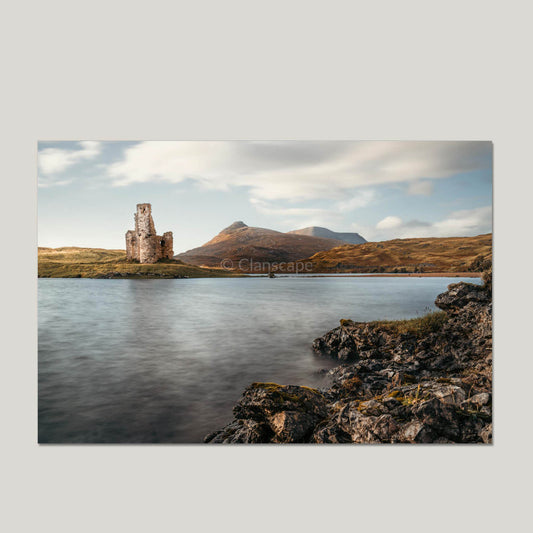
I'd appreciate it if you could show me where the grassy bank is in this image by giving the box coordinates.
[38,247,239,278]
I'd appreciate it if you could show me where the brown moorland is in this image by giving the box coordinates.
[38,247,238,278]
[295,234,492,274]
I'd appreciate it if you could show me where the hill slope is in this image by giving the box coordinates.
[287,226,366,244]
[299,234,492,273]
[175,221,345,268]
[38,247,237,278]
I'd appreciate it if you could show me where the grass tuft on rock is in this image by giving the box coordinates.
[367,311,448,338]
[339,311,448,338]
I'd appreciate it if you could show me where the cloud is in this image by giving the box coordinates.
[432,206,492,236]
[105,141,492,202]
[250,198,342,229]
[38,141,102,187]
[251,198,330,218]
[407,180,434,196]
[376,216,403,229]
[386,218,432,230]
[373,206,492,240]
[39,141,102,175]
[336,189,376,212]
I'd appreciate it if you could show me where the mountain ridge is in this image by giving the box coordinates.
[175,221,347,267]
[287,226,366,244]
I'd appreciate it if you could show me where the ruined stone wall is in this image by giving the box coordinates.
[125,230,138,261]
[135,204,156,235]
[125,203,174,263]
[161,232,174,260]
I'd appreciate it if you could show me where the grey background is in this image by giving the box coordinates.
[1,0,530,532]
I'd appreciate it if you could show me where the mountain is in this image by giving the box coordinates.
[175,221,345,268]
[287,226,367,244]
[298,234,492,273]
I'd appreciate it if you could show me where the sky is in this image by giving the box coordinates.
[38,141,493,253]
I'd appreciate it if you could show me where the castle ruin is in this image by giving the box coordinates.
[125,203,173,263]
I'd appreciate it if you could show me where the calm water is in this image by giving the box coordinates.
[38,276,481,443]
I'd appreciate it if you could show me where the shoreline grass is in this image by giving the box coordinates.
[38,247,239,278]
[341,311,449,338]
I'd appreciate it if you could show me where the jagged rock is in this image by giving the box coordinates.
[206,276,492,444]
[480,424,493,444]
[204,419,271,443]
[482,268,492,295]
[431,385,467,406]
[336,406,400,443]
[413,398,462,441]
[372,414,401,442]
[269,411,316,442]
[358,399,388,416]
[207,383,330,443]
[434,281,489,314]
[311,416,352,443]
[313,321,414,363]
[233,383,328,422]
[397,421,434,443]
[469,392,491,407]
[312,325,358,361]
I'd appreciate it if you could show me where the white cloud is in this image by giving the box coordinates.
[377,215,403,230]
[39,141,102,175]
[251,198,330,218]
[432,206,492,236]
[250,198,342,228]
[407,180,434,196]
[38,141,102,187]
[372,206,492,241]
[105,141,491,202]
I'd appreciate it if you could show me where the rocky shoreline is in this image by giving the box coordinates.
[205,270,492,444]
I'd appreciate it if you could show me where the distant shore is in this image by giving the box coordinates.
[37,247,485,280]
[38,271,482,279]
[290,272,483,278]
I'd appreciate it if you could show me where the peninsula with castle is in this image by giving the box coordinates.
[38,203,238,279]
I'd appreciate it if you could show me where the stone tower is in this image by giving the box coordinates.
[125,203,173,263]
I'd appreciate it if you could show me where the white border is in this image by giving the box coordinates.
[2,1,531,531]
